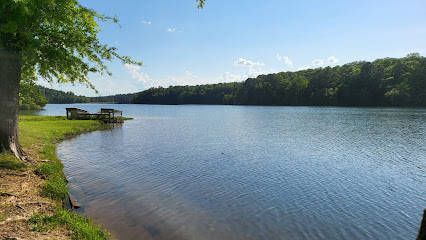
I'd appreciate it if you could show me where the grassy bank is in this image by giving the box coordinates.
[0,116,111,239]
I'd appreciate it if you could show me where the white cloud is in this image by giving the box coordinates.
[297,66,311,71]
[98,79,116,94]
[234,58,265,67]
[223,67,274,82]
[141,20,152,25]
[310,56,338,66]
[124,64,159,87]
[277,54,293,66]
[247,67,272,77]
[168,71,200,85]
[167,28,183,33]
[312,59,324,66]
[327,56,339,64]
[223,72,243,82]
[284,57,292,66]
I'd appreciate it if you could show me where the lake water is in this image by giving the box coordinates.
[26,104,426,239]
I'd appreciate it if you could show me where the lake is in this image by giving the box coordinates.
[25,104,426,239]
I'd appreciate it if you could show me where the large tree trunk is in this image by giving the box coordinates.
[0,47,23,160]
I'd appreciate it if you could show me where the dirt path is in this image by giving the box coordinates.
[0,160,71,239]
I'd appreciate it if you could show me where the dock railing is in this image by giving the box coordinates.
[100,108,123,123]
[66,108,123,123]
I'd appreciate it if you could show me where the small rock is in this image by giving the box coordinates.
[68,194,82,209]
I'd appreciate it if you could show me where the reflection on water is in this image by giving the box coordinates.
[47,104,426,240]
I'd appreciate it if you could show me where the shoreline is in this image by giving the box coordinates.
[58,134,156,240]
[0,116,112,239]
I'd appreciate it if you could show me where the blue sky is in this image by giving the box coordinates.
[40,0,426,96]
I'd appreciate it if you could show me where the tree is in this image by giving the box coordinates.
[19,79,48,110]
[0,0,206,160]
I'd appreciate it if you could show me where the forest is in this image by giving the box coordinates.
[24,54,425,109]
[38,87,135,104]
[18,85,135,109]
[132,54,426,106]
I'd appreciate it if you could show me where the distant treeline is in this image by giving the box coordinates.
[36,54,425,107]
[20,85,135,109]
[38,86,91,104]
[133,54,426,106]
[37,86,135,104]
[90,93,135,104]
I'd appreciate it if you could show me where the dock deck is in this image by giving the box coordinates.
[66,108,123,123]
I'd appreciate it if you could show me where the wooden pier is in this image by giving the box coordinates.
[66,108,123,123]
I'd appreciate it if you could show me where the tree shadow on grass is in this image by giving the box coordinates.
[0,152,26,170]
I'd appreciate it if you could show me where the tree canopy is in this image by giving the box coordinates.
[1,0,205,87]
[1,0,142,90]
[0,0,205,158]
[19,79,47,110]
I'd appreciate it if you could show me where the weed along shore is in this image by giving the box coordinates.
[0,116,116,239]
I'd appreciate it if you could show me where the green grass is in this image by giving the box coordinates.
[0,116,112,238]
[18,116,109,205]
[18,116,110,150]
[19,116,68,121]
[0,151,27,170]
[1,116,107,169]
[29,209,109,239]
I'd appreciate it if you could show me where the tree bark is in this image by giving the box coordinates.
[0,47,23,160]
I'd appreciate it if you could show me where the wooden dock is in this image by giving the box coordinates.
[66,108,123,123]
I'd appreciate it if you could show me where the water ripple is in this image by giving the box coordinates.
[53,105,426,240]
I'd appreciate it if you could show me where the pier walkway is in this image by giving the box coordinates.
[65,108,123,123]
